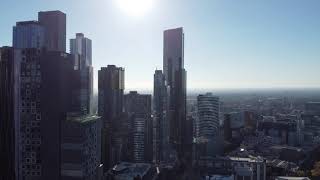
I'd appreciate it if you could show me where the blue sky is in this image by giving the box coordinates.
[1,0,320,90]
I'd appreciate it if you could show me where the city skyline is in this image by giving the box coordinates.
[1,0,320,90]
[1,4,320,180]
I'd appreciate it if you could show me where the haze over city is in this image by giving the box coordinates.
[1,0,320,90]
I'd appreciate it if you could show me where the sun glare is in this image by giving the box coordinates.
[115,0,154,17]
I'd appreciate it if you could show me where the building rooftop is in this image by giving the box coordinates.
[267,159,298,170]
[275,177,310,180]
[66,113,100,124]
[270,145,303,152]
[208,175,234,180]
[16,21,41,26]
[110,162,152,180]
[229,156,264,163]
[38,10,66,15]
[76,33,84,37]
[306,102,320,104]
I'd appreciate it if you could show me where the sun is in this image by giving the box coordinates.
[115,0,154,17]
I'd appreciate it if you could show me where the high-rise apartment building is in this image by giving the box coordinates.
[13,21,45,49]
[163,27,188,159]
[38,11,66,52]
[98,65,125,171]
[197,93,220,138]
[124,91,153,163]
[196,93,222,157]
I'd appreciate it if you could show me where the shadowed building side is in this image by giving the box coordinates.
[98,65,125,172]
[38,10,66,52]
[163,27,188,160]
[0,47,19,180]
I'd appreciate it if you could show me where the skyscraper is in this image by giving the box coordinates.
[16,48,43,180]
[70,33,93,114]
[15,48,76,180]
[11,11,101,180]
[0,47,19,180]
[163,28,184,85]
[124,91,153,163]
[98,65,125,171]
[40,51,75,180]
[197,93,220,138]
[13,21,45,49]
[196,93,222,157]
[153,70,169,163]
[163,27,187,159]
[70,33,92,66]
[38,11,66,52]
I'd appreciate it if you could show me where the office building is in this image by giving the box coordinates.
[12,11,101,180]
[0,47,19,180]
[153,70,169,163]
[70,33,92,66]
[305,102,320,116]
[38,10,66,52]
[61,113,101,180]
[13,21,45,49]
[163,27,187,159]
[39,51,75,180]
[257,119,299,146]
[71,64,93,115]
[98,65,125,171]
[124,91,153,163]
[16,49,75,180]
[163,28,184,84]
[16,48,43,180]
[70,33,93,114]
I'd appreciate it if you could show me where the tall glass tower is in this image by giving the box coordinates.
[163,28,188,159]
[70,33,93,114]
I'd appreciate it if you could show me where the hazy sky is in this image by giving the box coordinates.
[1,0,320,90]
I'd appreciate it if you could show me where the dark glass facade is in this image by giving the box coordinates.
[124,91,153,163]
[98,65,125,171]
[153,70,169,163]
[163,28,188,159]
[38,11,66,52]
[0,47,18,180]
